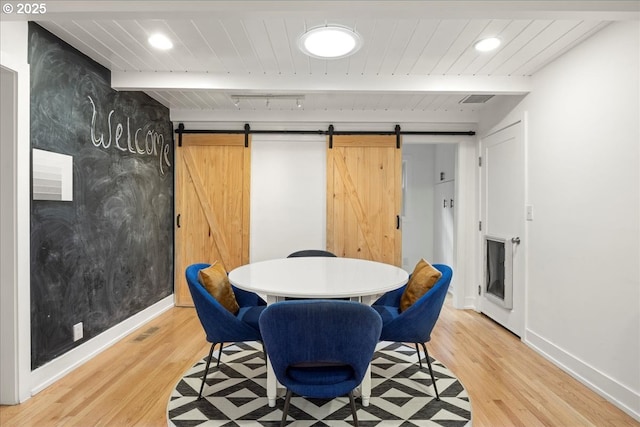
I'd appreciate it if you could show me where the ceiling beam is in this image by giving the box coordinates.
[170,108,480,125]
[112,72,531,95]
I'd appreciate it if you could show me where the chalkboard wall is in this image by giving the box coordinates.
[29,23,174,369]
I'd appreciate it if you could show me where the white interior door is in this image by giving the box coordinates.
[480,121,525,337]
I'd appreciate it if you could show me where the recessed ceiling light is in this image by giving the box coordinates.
[474,37,501,52]
[148,33,173,50]
[298,25,362,59]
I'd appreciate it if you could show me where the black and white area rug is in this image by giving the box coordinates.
[168,342,471,426]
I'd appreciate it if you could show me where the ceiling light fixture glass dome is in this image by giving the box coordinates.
[148,33,173,50]
[298,25,363,59]
[474,37,501,52]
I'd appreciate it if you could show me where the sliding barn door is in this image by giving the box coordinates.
[175,134,251,306]
[327,135,402,266]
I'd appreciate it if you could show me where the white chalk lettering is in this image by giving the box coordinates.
[89,96,114,149]
[135,127,143,155]
[135,126,145,154]
[162,143,171,176]
[88,96,171,174]
[115,122,126,151]
[145,128,153,154]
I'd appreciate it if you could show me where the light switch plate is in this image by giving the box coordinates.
[526,205,534,221]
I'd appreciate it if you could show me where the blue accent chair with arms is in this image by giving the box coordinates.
[371,264,452,400]
[185,263,267,399]
[259,300,382,427]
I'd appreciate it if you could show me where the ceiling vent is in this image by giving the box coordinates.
[459,94,495,104]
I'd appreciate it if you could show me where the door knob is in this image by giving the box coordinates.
[511,237,521,244]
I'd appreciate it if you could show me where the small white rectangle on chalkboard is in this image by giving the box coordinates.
[32,149,73,201]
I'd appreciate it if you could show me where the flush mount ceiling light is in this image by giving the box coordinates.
[474,37,501,52]
[298,25,362,59]
[148,33,173,50]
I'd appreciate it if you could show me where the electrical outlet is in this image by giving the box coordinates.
[73,322,83,342]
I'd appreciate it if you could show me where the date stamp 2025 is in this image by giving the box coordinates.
[2,3,47,15]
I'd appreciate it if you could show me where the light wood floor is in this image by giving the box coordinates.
[1,297,637,427]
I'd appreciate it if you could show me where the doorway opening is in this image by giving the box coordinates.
[401,143,456,287]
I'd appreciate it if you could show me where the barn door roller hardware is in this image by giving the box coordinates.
[328,124,334,149]
[177,123,184,147]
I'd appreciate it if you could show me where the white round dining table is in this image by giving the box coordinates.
[228,256,409,407]
[228,256,408,301]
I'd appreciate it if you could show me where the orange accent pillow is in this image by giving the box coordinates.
[399,259,442,312]
[197,262,240,315]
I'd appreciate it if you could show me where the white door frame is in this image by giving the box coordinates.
[1,45,32,404]
[1,65,19,405]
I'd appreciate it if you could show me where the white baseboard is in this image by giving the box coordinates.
[525,328,640,422]
[29,295,174,396]
[463,295,477,310]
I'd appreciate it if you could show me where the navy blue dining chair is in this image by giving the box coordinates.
[185,263,267,399]
[259,300,382,426]
[285,249,341,300]
[371,264,452,400]
[287,249,337,258]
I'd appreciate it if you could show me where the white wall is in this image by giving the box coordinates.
[480,21,640,419]
[250,135,326,261]
[434,144,456,184]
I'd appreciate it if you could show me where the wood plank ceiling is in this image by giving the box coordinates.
[21,1,637,122]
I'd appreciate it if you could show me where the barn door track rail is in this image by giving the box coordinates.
[175,123,476,148]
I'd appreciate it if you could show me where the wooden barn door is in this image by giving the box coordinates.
[327,135,402,266]
[175,134,251,306]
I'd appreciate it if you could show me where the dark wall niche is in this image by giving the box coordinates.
[28,23,174,369]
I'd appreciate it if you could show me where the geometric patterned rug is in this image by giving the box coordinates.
[168,341,471,426]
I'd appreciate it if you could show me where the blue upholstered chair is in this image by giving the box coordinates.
[185,263,267,399]
[286,249,340,300]
[259,300,382,427]
[371,264,452,400]
[287,249,337,258]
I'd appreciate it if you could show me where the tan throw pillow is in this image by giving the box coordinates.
[399,259,442,312]
[197,262,240,315]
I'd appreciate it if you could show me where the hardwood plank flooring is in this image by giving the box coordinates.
[1,298,637,426]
